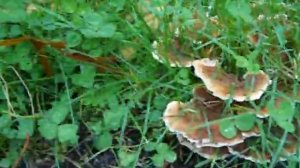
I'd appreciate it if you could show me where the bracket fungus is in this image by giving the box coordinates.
[192,58,272,102]
[177,134,230,159]
[162,58,298,163]
[163,87,260,148]
[228,134,298,163]
[152,39,193,67]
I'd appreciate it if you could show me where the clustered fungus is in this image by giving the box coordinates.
[158,56,297,163]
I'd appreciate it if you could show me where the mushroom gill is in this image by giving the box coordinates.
[177,134,230,159]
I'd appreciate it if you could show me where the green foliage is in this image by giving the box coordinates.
[71,64,96,88]
[149,143,177,167]
[79,11,117,38]
[58,124,79,144]
[44,96,70,125]
[219,119,237,139]
[268,100,295,132]
[234,114,256,131]
[118,149,138,167]
[38,119,58,140]
[0,0,299,167]
[175,69,191,85]
[93,131,112,150]
[226,0,253,24]
[66,31,82,48]
[16,118,34,139]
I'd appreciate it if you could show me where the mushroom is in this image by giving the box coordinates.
[152,39,193,67]
[163,87,260,148]
[177,134,230,159]
[228,133,297,163]
[192,58,272,102]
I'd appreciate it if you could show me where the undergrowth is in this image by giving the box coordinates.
[0,0,299,168]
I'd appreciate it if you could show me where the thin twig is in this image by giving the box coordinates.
[12,134,31,168]
[0,73,16,115]
[10,66,35,116]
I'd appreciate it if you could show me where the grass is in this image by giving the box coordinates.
[0,0,299,167]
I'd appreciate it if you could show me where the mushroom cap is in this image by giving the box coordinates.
[163,87,260,147]
[177,134,230,159]
[152,40,193,67]
[163,100,244,147]
[192,58,272,102]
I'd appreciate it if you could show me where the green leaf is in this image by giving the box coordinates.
[165,150,177,162]
[0,24,8,38]
[234,55,249,68]
[219,119,237,139]
[66,31,82,48]
[109,0,126,11]
[268,100,295,132]
[148,110,162,122]
[1,128,17,139]
[19,56,33,71]
[46,100,70,124]
[0,115,11,129]
[8,25,22,37]
[151,154,165,167]
[118,149,137,167]
[38,119,58,140]
[82,84,122,107]
[58,124,78,144]
[80,23,117,38]
[234,114,256,131]
[93,131,112,150]
[269,101,294,121]
[153,143,177,163]
[61,0,78,13]
[247,63,260,73]
[155,143,170,155]
[275,25,287,46]
[0,158,11,168]
[71,65,96,88]
[153,95,168,110]
[277,120,295,133]
[88,48,103,57]
[144,142,156,151]
[6,43,31,64]
[0,1,26,23]
[175,69,191,85]
[226,1,253,24]
[82,11,104,27]
[103,105,127,130]
[16,118,34,139]
[87,121,102,135]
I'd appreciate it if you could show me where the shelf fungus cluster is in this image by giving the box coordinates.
[162,58,298,163]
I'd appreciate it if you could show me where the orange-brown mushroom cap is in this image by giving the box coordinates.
[192,58,272,102]
[163,101,244,147]
[163,87,260,147]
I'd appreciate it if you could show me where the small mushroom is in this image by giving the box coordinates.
[152,39,193,67]
[177,134,230,159]
[163,87,260,147]
[192,58,272,102]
